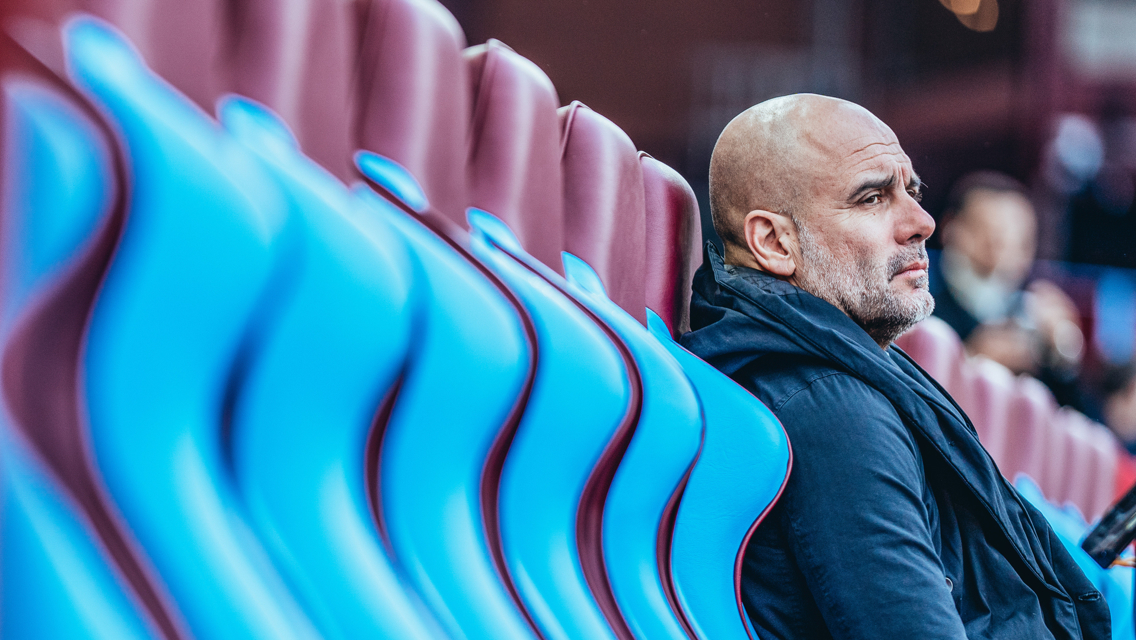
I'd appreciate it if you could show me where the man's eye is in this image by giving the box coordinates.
[908,189,923,202]
[863,194,882,205]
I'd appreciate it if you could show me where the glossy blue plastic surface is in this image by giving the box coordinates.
[0,430,157,640]
[0,80,112,330]
[649,311,791,640]
[355,151,429,212]
[221,97,443,639]
[468,208,626,640]
[562,253,704,640]
[354,182,536,640]
[68,18,321,640]
[0,73,156,639]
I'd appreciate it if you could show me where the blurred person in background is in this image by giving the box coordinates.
[930,171,1087,408]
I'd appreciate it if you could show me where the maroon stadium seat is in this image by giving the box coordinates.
[356,0,471,226]
[1058,411,1118,521]
[895,316,965,392]
[640,152,702,338]
[958,358,1015,469]
[1084,425,1120,520]
[224,0,357,179]
[83,0,223,111]
[1004,376,1059,492]
[1042,409,1076,506]
[559,101,647,323]
[465,39,564,272]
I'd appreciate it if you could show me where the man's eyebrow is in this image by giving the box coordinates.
[848,174,895,200]
[907,174,924,192]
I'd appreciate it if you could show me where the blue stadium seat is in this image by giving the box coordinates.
[0,69,170,638]
[562,254,703,640]
[1016,476,1135,640]
[1,13,803,639]
[218,97,445,639]
[354,167,540,639]
[1,431,157,639]
[467,208,631,640]
[66,18,321,639]
[649,312,792,640]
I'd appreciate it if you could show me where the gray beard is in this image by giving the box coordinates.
[794,222,935,346]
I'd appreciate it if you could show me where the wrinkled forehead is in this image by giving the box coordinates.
[798,105,911,185]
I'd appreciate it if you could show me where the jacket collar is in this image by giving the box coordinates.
[692,242,1065,597]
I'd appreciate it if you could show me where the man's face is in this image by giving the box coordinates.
[947,189,1036,285]
[787,106,936,345]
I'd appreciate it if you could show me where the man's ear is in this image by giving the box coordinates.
[742,209,797,278]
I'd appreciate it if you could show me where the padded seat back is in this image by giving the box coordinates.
[1042,409,1076,506]
[1004,376,1058,491]
[465,39,564,272]
[81,0,223,111]
[894,316,964,392]
[959,358,1016,468]
[559,102,647,324]
[223,0,357,179]
[356,0,471,225]
[1057,412,1118,521]
[641,153,702,338]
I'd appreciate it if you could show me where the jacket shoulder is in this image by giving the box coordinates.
[737,356,920,461]
[739,355,876,412]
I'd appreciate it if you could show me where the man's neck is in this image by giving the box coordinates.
[721,249,892,349]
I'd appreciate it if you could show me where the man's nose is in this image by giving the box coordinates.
[900,197,935,244]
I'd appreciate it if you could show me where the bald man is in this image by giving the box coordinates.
[680,95,1108,640]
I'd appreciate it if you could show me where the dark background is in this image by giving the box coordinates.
[438,0,1136,261]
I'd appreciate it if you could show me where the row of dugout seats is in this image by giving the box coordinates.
[3,0,702,334]
[0,9,791,640]
[3,0,1129,638]
[896,316,1136,522]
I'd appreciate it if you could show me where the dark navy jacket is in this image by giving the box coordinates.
[680,244,1110,640]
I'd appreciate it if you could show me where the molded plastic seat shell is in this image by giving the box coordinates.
[559,102,647,324]
[69,20,321,640]
[957,357,1016,469]
[223,0,357,179]
[468,208,630,640]
[562,254,702,640]
[0,77,163,639]
[466,40,564,272]
[641,154,702,338]
[650,312,791,640]
[354,173,538,639]
[357,0,471,225]
[220,98,443,640]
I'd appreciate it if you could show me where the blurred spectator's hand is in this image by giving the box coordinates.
[1026,279,1085,371]
[964,280,1083,376]
[967,321,1038,374]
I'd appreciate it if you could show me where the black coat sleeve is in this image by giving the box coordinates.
[774,372,968,640]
